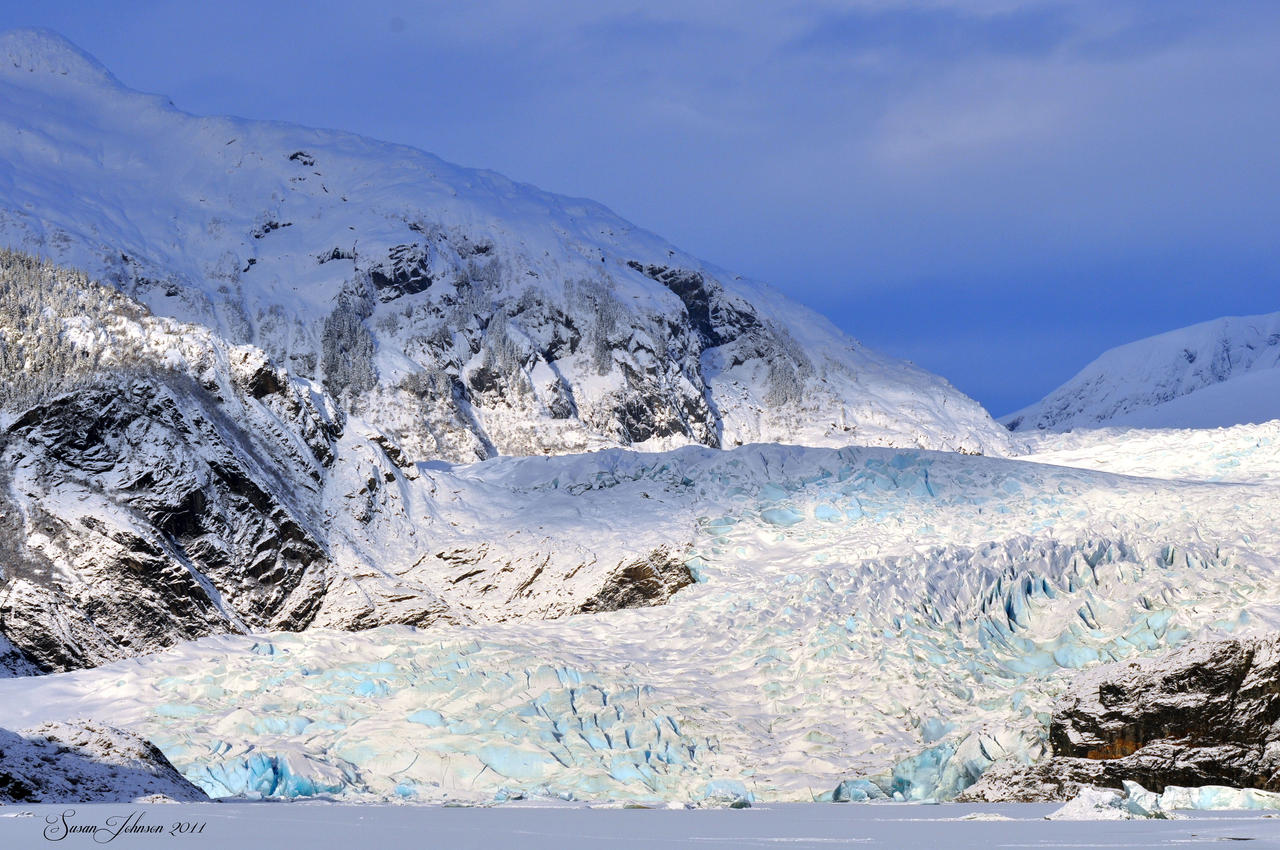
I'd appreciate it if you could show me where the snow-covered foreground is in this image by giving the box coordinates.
[2,425,1279,805]
[2,803,1278,849]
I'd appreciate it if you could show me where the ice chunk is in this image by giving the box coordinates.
[1048,785,1174,820]
[920,717,953,744]
[813,504,842,522]
[890,742,955,801]
[407,709,445,727]
[1121,780,1161,816]
[826,778,888,803]
[1158,784,1280,811]
[932,733,1010,799]
[1046,787,1137,820]
[701,779,754,808]
[758,484,788,503]
[760,507,804,527]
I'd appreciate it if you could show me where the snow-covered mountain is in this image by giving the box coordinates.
[1004,311,1280,433]
[0,26,1012,679]
[0,28,1007,460]
[0,254,691,673]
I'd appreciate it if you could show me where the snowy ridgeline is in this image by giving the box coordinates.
[1005,311,1280,433]
[2,424,1279,805]
[0,29,1007,461]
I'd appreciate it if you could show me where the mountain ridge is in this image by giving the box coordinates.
[0,27,1008,460]
[0,252,691,674]
[1004,310,1280,433]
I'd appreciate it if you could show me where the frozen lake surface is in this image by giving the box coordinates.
[2,802,1278,849]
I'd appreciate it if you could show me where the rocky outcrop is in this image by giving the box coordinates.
[0,376,333,673]
[959,634,1280,801]
[0,721,207,802]
[0,251,354,674]
[956,757,1110,803]
[576,546,696,614]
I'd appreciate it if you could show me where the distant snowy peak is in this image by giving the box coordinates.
[1,27,118,85]
[1004,311,1280,433]
[0,28,1008,458]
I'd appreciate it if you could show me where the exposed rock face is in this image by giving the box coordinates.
[627,261,764,352]
[0,634,37,678]
[0,376,333,673]
[0,251,354,674]
[0,721,207,802]
[959,635,1280,801]
[576,546,696,614]
[956,758,1109,803]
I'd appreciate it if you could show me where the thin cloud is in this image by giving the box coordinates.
[790,4,1074,61]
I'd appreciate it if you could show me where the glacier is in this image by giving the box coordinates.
[2,425,1278,804]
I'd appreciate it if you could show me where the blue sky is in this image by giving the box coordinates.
[1,1,1277,415]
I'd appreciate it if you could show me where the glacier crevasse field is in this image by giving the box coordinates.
[2,425,1279,804]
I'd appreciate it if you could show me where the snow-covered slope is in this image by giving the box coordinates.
[0,28,1007,459]
[1004,312,1280,433]
[0,721,207,803]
